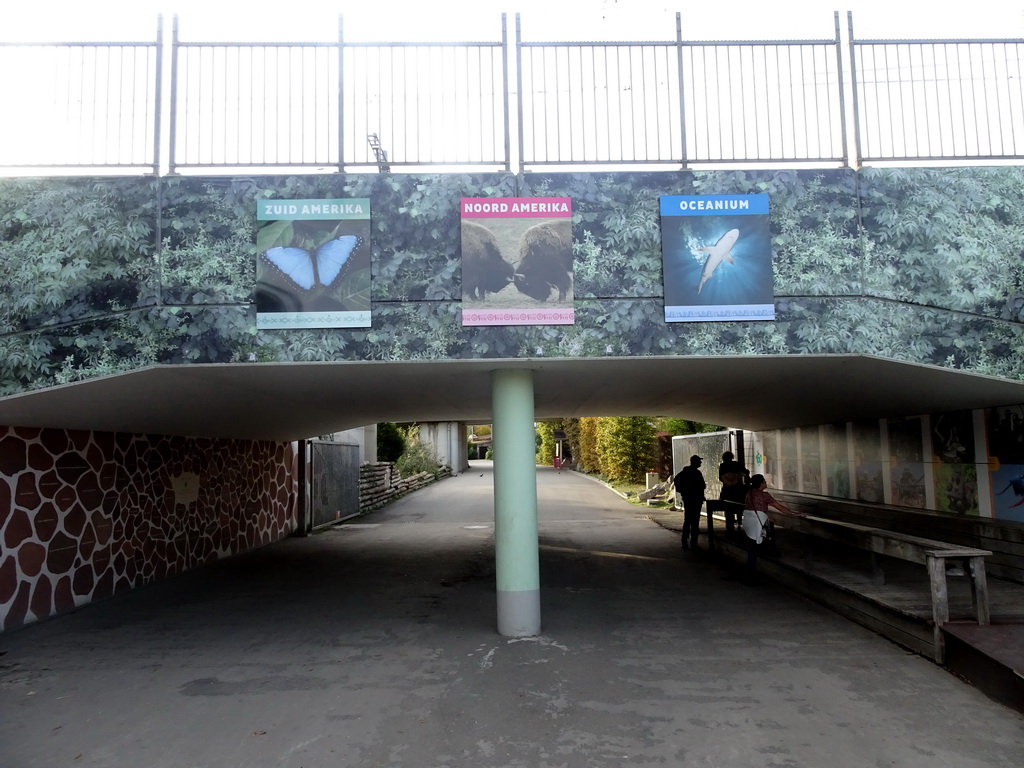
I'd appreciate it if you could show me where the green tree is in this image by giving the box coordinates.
[654,417,723,435]
[377,422,405,463]
[562,418,581,469]
[596,416,656,483]
[576,417,601,474]
[536,421,560,465]
[395,425,443,478]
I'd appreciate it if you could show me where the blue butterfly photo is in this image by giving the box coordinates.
[260,235,363,292]
[255,200,372,326]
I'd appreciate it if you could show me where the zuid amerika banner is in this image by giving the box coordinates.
[660,194,774,322]
[460,197,574,327]
[255,198,371,329]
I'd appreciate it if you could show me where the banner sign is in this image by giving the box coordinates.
[255,198,371,329]
[659,194,774,322]
[460,197,574,327]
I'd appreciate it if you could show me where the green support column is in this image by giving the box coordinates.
[491,368,541,637]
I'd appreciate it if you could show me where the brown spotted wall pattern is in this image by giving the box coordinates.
[0,426,297,632]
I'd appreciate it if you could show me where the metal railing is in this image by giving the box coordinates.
[517,14,847,168]
[0,18,163,173]
[0,12,1021,174]
[517,22,686,166]
[170,19,340,171]
[342,20,509,170]
[679,21,847,165]
[849,15,1024,162]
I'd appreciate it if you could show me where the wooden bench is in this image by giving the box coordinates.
[779,514,992,661]
[773,492,1024,585]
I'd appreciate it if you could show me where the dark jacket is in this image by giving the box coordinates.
[673,465,706,500]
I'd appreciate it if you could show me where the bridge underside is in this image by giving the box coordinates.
[2,354,1023,441]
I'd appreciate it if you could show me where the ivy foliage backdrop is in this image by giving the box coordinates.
[1,167,1023,396]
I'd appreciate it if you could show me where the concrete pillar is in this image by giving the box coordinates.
[363,423,378,463]
[491,368,541,637]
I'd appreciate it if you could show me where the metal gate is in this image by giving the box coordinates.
[310,441,360,530]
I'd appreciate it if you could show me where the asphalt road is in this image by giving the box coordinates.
[1,462,1021,767]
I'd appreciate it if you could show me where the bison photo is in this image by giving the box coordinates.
[461,221,515,300]
[460,214,574,316]
[513,219,573,302]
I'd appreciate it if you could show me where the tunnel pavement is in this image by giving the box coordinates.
[1,462,1022,767]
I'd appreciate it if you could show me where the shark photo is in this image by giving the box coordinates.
[659,194,774,322]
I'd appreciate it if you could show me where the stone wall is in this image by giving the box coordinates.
[358,462,451,512]
[0,426,297,632]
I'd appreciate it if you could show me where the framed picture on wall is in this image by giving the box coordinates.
[460,197,574,327]
[255,198,371,329]
[660,194,774,322]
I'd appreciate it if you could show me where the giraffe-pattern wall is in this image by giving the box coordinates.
[0,426,297,632]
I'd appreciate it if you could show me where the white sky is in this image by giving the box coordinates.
[2,0,1022,42]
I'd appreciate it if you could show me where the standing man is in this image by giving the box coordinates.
[718,450,749,537]
[673,455,706,551]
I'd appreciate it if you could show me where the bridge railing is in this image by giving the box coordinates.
[0,19,163,174]
[676,27,847,166]
[169,22,340,171]
[849,16,1024,162]
[516,24,686,167]
[0,12,1021,174]
[342,24,510,171]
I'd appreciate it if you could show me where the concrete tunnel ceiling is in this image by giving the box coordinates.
[3,355,1024,442]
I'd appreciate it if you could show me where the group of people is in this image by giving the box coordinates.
[672,450,804,577]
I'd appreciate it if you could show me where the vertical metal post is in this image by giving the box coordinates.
[295,439,309,536]
[846,11,864,169]
[676,12,688,169]
[515,14,525,173]
[833,11,851,168]
[1005,42,1023,155]
[155,177,165,303]
[501,13,511,171]
[338,15,345,172]
[167,14,180,174]
[152,14,164,175]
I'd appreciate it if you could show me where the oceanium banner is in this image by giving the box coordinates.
[255,198,371,329]
[659,194,774,322]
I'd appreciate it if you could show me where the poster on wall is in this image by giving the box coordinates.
[888,418,926,508]
[853,421,883,503]
[822,423,850,498]
[991,464,1024,522]
[255,198,371,329]
[988,405,1024,522]
[800,426,822,494]
[932,410,978,515]
[779,428,799,490]
[988,405,1024,464]
[659,194,774,322]
[460,197,574,327]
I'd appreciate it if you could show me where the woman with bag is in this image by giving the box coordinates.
[741,474,804,583]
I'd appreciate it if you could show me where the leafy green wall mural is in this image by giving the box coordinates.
[2,167,1024,396]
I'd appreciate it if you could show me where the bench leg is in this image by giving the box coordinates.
[869,552,885,586]
[927,555,950,664]
[968,556,990,626]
